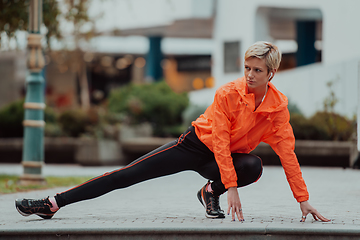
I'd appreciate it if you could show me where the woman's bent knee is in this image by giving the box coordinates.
[233,153,263,181]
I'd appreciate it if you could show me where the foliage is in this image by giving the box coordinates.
[0,99,24,138]
[0,0,28,45]
[0,174,93,194]
[56,106,120,139]
[0,0,62,50]
[108,81,189,137]
[290,112,356,141]
[57,109,89,137]
[0,98,120,139]
[310,111,355,141]
[289,80,356,141]
[290,113,330,140]
[43,0,62,49]
[0,99,65,138]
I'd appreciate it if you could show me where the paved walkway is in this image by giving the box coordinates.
[0,164,360,239]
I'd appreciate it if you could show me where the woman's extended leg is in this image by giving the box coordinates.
[15,126,214,219]
[54,126,213,208]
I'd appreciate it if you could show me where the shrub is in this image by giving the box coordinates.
[44,106,58,124]
[290,112,356,141]
[290,113,330,140]
[108,81,189,137]
[0,99,24,138]
[0,99,65,138]
[57,109,89,137]
[310,111,355,141]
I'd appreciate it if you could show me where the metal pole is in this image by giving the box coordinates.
[20,0,46,185]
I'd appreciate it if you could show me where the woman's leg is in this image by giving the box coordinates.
[54,126,213,208]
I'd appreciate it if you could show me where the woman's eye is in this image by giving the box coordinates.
[256,69,262,72]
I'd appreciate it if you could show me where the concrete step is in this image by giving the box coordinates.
[2,224,360,240]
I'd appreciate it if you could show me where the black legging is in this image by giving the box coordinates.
[55,126,263,208]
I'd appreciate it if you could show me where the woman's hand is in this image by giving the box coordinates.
[299,201,330,222]
[227,187,244,221]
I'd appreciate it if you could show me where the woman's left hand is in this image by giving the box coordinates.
[299,201,330,222]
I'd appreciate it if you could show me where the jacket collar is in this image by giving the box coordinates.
[235,76,288,113]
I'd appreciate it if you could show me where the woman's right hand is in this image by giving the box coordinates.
[227,187,244,221]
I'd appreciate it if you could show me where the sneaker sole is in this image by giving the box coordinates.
[16,206,31,217]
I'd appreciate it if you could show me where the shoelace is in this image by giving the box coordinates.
[212,195,221,211]
[206,194,221,211]
[28,198,52,208]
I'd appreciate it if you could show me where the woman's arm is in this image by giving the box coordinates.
[211,89,245,219]
[263,112,330,222]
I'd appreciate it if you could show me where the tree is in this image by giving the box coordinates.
[62,0,96,110]
[0,0,95,110]
[0,0,61,51]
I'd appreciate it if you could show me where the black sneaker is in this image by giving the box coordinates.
[197,181,225,219]
[15,197,57,219]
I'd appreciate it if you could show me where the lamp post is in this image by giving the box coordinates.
[20,0,46,185]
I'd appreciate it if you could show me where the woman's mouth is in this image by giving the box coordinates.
[247,79,255,84]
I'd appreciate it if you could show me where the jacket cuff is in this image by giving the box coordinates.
[296,196,309,203]
[224,182,238,189]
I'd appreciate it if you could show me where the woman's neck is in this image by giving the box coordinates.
[248,84,268,102]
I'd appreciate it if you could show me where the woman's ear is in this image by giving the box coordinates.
[268,69,277,81]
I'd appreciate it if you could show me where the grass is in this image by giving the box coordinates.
[0,175,94,194]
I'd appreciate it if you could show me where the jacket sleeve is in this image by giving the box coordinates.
[211,90,238,189]
[263,111,309,202]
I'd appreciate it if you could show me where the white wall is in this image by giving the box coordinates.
[273,59,359,118]
[190,0,360,118]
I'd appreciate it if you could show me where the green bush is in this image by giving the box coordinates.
[0,99,24,138]
[290,113,330,140]
[290,112,356,141]
[44,106,58,124]
[108,81,189,137]
[57,109,89,137]
[310,111,355,141]
[0,99,62,138]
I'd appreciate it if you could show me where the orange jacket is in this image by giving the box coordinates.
[192,77,309,202]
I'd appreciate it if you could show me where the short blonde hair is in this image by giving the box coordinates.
[245,41,282,72]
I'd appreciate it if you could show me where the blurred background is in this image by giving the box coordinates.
[0,0,359,168]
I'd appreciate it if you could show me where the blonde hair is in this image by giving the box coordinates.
[245,41,282,72]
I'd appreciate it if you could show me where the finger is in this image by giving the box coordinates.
[311,213,319,221]
[315,212,331,222]
[300,215,307,222]
[235,208,242,221]
[227,205,231,216]
[311,209,331,222]
[232,206,236,221]
[238,208,244,221]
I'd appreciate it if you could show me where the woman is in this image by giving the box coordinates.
[15,41,329,222]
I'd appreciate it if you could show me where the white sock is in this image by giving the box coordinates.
[49,197,59,212]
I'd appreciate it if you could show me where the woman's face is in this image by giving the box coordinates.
[244,57,274,92]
